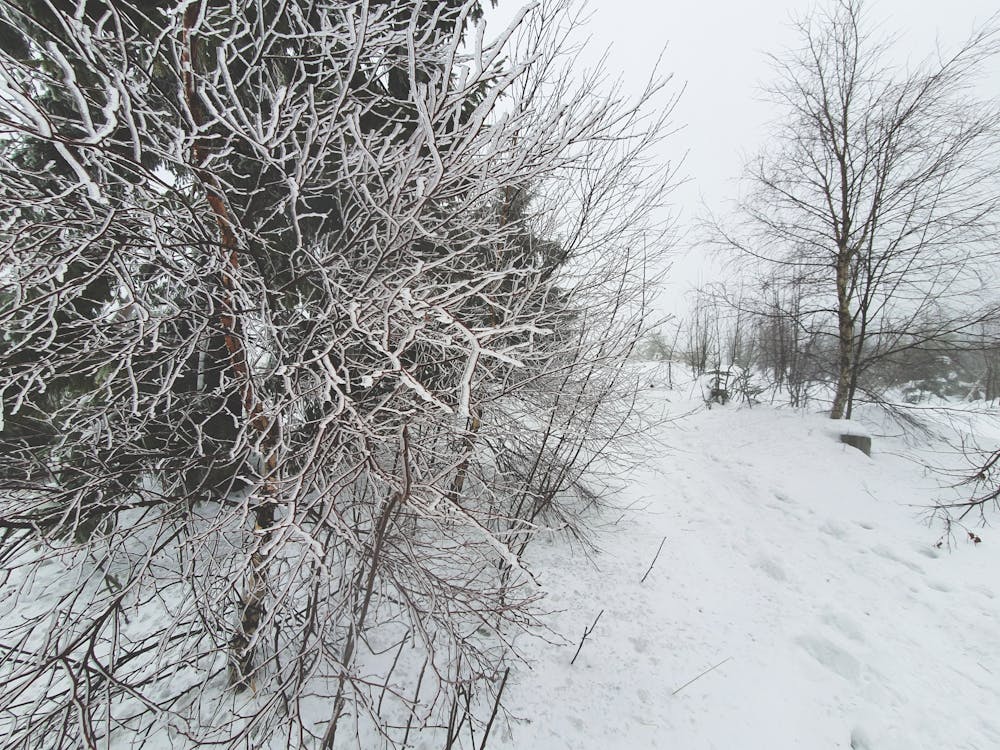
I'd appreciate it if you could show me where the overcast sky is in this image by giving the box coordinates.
[483,0,1000,316]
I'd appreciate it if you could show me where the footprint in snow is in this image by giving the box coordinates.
[850,726,873,749]
[795,634,861,681]
[629,636,649,653]
[969,585,995,600]
[766,491,811,522]
[773,491,794,505]
[871,545,924,574]
[821,611,865,643]
[752,556,788,582]
[819,519,850,540]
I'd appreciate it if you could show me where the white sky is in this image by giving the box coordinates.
[483,0,1000,317]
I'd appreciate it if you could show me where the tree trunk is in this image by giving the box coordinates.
[830,252,854,420]
[182,2,279,691]
[843,312,869,420]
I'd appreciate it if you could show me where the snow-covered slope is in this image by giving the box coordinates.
[496,387,1000,750]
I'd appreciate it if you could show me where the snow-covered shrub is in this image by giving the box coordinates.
[0,1,676,746]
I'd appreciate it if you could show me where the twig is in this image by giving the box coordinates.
[479,668,510,750]
[402,658,428,748]
[444,654,463,750]
[376,634,408,715]
[671,656,732,695]
[570,609,604,665]
[640,536,667,583]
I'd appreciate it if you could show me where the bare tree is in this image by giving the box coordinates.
[0,1,677,747]
[682,290,719,377]
[715,0,1000,419]
[749,272,824,406]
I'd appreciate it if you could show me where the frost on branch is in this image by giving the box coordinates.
[0,0,676,747]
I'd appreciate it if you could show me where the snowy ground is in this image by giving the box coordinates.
[491,376,1000,750]
[6,373,998,749]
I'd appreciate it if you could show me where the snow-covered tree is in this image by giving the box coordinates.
[0,0,676,746]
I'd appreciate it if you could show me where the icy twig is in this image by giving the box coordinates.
[671,656,733,696]
[570,609,604,666]
[640,535,667,583]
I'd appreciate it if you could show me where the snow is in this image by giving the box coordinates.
[492,376,1000,750]
[4,370,999,749]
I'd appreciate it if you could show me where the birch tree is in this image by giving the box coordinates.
[0,1,676,747]
[717,0,1000,419]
